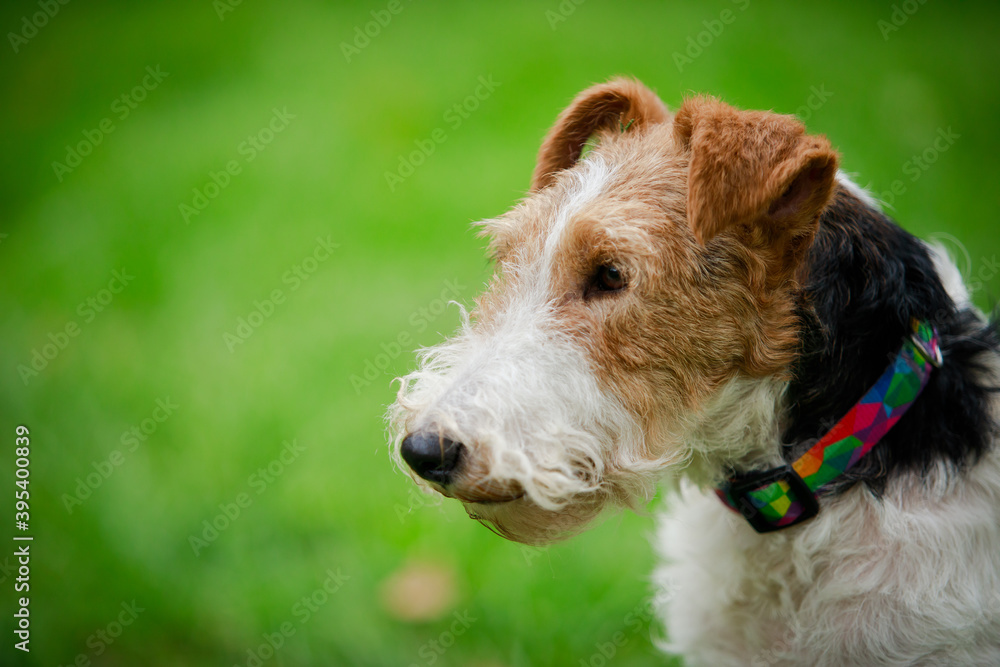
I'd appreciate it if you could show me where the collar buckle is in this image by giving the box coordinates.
[909,330,943,368]
[717,319,941,534]
[722,465,820,533]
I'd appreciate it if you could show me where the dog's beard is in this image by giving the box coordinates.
[388,305,665,542]
[463,494,607,545]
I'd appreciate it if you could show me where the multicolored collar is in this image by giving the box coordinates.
[716,319,942,533]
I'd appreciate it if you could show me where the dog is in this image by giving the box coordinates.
[389,78,1000,665]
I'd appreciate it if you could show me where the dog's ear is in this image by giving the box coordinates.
[674,96,838,273]
[531,78,670,191]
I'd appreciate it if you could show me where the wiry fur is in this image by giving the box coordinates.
[657,328,1000,666]
[657,442,1000,666]
[388,78,1000,663]
[653,186,1000,665]
[390,158,665,543]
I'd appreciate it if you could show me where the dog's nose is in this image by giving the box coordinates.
[400,432,463,485]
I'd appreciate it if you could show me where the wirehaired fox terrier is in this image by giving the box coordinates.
[389,78,1000,665]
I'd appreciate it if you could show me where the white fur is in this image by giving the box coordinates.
[655,401,1000,665]
[678,376,788,487]
[925,239,973,310]
[390,157,657,519]
[391,160,1000,661]
[542,157,613,270]
[391,301,638,509]
[654,250,1000,666]
[836,170,881,210]
[837,172,975,315]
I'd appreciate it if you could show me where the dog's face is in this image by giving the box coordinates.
[390,79,839,544]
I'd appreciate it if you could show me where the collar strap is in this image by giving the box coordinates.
[716,319,942,533]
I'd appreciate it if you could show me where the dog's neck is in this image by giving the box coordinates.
[785,187,998,496]
[686,185,999,494]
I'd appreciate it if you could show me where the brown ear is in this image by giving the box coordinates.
[674,97,838,273]
[531,78,670,191]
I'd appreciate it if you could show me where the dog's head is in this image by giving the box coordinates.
[389,79,839,544]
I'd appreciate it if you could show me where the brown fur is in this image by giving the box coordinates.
[531,78,670,191]
[393,80,1000,664]
[399,79,842,543]
[673,96,839,286]
[486,83,840,449]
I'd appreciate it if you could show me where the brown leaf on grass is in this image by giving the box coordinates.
[379,559,459,623]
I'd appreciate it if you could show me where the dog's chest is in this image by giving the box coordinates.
[654,458,1000,666]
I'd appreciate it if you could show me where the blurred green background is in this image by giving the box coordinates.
[1,1,998,665]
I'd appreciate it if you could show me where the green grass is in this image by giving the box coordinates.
[1,1,998,665]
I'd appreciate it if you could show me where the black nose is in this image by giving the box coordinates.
[400,432,463,485]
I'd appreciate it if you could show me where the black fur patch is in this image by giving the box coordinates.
[783,187,1000,496]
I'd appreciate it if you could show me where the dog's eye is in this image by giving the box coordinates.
[591,265,626,294]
